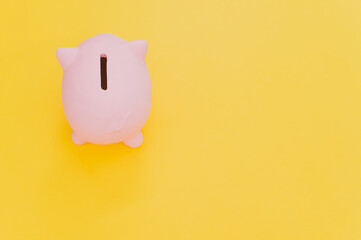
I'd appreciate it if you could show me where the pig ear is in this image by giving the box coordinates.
[56,47,79,69]
[128,40,148,59]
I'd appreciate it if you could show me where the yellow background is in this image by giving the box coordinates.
[1,0,361,239]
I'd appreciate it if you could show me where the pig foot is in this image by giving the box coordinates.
[123,131,143,148]
[71,132,86,145]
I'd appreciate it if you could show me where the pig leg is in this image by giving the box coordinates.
[123,131,143,148]
[71,131,86,145]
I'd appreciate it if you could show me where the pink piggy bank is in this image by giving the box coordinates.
[56,33,152,147]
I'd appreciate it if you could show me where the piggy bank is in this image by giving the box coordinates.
[56,33,152,147]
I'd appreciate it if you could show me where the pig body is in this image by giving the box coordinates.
[56,33,152,147]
